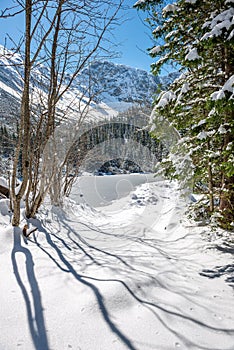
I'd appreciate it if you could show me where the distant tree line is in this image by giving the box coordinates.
[0,125,16,157]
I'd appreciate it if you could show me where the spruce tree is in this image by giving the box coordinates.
[135,0,234,227]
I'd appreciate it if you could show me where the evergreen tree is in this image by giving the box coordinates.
[135,0,234,227]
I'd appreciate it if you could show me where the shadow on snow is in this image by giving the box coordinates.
[11,211,234,350]
[11,227,49,350]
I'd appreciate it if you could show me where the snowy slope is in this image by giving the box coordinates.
[0,45,176,127]
[79,61,160,107]
[0,175,234,350]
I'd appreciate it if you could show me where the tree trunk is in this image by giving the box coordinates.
[11,0,32,226]
[208,162,214,213]
[12,198,21,226]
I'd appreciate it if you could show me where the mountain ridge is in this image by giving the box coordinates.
[0,46,177,128]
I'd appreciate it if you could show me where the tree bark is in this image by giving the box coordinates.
[12,0,32,226]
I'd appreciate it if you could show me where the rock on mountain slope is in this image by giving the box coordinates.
[0,46,176,127]
[79,61,160,105]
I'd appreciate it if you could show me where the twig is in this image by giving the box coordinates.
[22,224,38,237]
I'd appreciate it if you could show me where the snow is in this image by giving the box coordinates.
[150,46,161,55]
[0,80,21,99]
[197,119,206,127]
[1,174,234,350]
[0,45,159,128]
[180,82,190,94]
[227,28,234,40]
[211,75,234,101]
[202,7,234,40]
[156,90,176,108]
[184,0,197,3]
[0,176,8,187]
[197,131,208,140]
[223,74,234,93]
[162,4,178,16]
[165,30,178,40]
[133,0,146,6]
[0,198,10,217]
[185,48,201,61]
[211,90,226,101]
[226,142,233,151]
[218,125,228,134]
[177,82,190,102]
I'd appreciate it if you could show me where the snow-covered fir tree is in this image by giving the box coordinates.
[135,0,234,228]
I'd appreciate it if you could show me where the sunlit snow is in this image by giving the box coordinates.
[1,174,234,350]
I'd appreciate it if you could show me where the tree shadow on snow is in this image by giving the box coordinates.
[28,213,234,350]
[31,219,138,350]
[200,241,234,288]
[11,227,49,350]
[200,264,234,288]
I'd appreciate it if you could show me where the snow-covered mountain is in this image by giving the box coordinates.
[0,48,23,124]
[79,61,160,106]
[80,61,178,107]
[0,46,176,127]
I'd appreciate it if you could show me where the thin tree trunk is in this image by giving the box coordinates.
[219,46,234,225]
[206,139,214,212]
[12,0,32,226]
[208,162,214,213]
[12,198,21,227]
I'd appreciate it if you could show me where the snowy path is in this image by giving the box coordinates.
[0,176,234,350]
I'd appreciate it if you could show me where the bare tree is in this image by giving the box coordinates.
[1,0,124,226]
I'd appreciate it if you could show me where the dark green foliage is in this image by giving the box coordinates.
[0,124,16,157]
[135,0,234,228]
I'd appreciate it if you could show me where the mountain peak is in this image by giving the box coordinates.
[79,60,160,106]
[0,49,176,124]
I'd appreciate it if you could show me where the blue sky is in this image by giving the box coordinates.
[0,1,155,72]
[113,2,155,72]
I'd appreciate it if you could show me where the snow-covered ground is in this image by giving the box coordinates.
[0,175,234,350]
